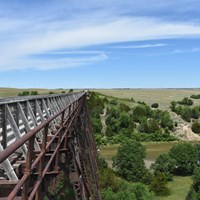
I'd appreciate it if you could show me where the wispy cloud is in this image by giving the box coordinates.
[39,50,106,55]
[1,0,200,71]
[131,47,200,57]
[112,43,168,49]
[0,53,108,72]
[171,48,200,54]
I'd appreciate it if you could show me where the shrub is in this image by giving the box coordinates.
[151,103,159,108]
[191,94,200,99]
[178,97,193,106]
[30,91,38,95]
[109,99,118,105]
[119,103,131,112]
[192,121,200,134]
[149,172,170,196]
[18,91,30,96]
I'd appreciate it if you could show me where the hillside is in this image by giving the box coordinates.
[92,89,200,141]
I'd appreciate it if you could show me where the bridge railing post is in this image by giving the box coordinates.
[1,104,7,149]
[35,123,48,200]
[22,135,35,200]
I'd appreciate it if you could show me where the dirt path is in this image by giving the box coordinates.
[100,108,107,136]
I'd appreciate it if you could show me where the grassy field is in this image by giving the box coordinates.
[100,142,178,162]
[155,176,192,200]
[93,89,200,110]
[0,87,75,97]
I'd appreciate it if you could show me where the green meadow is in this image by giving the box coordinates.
[93,89,200,110]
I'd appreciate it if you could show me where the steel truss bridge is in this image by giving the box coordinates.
[0,92,101,200]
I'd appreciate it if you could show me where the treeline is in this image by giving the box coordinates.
[18,90,39,96]
[18,90,70,96]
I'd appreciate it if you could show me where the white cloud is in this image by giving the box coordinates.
[1,15,200,71]
[0,53,107,72]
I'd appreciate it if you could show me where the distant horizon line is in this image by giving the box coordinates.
[1,87,200,90]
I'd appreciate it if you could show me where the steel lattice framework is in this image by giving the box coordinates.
[0,92,101,200]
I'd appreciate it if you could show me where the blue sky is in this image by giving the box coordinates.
[1,0,200,88]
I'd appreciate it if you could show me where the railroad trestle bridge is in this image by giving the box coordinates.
[0,92,101,200]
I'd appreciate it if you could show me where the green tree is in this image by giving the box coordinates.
[169,143,197,175]
[186,167,200,200]
[170,101,177,112]
[113,141,147,182]
[179,97,193,106]
[192,121,200,134]
[151,153,176,181]
[99,168,121,192]
[149,172,170,196]
[132,105,152,123]
[160,111,174,130]
[191,107,200,119]
[119,103,131,112]
[180,107,192,122]
[18,91,30,96]
[30,91,38,95]
[68,89,73,93]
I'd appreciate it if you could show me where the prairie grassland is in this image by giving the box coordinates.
[93,89,200,110]
[0,88,73,97]
[155,176,192,200]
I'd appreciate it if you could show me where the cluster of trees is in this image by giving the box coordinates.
[178,97,193,106]
[151,143,200,198]
[18,90,38,96]
[111,141,200,198]
[87,92,176,145]
[98,151,155,200]
[105,102,175,144]
[171,100,200,122]
[152,143,199,178]
[191,94,200,99]
[112,141,170,197]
